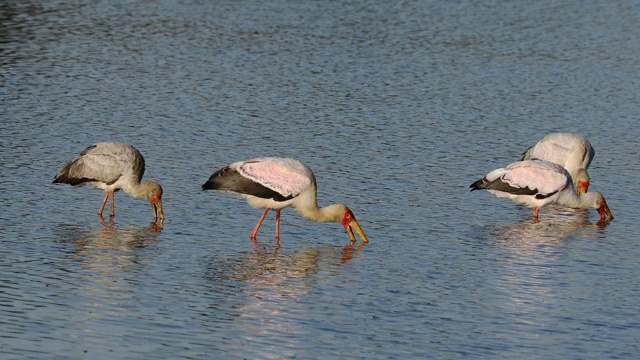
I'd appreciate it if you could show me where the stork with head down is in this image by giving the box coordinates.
[202,157,368,245]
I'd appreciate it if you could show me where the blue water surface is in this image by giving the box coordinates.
[1,1,639,359]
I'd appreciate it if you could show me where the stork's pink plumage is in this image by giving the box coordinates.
[520,133,595,195]
[470,159,613,222]
[202,157,368,245]
[53,142,164,222]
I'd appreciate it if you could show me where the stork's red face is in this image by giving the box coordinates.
[341,208,368,245]
[597,197,614,221]
[576,180,589,195]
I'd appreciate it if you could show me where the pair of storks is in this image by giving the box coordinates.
[52,143,367,245]
[470,133,612,222]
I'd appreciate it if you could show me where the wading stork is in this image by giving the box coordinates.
[470,159,612,222]
[53,142,164,222]
[520,133,595,195]
[202,157,368,245]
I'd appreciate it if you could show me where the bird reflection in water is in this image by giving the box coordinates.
[52,220,162,326]
[212,236,365,283]
[203,239,364,354]
[57,219,162,275]
[487,207,612,251]
[474,207,614,337]
[248,233,366,263]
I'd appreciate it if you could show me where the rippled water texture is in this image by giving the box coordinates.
[2,1,640,359]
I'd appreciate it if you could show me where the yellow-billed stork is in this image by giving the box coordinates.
[520,133,595,194]
[470,159,613,222]
[53,142,164,222]
[202,157,368,245]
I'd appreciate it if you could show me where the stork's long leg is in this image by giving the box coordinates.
[533,207,540,220]
[275,209,281,240]
[250,208,270,239]
[97,192,110,216]
[109,192,115,217]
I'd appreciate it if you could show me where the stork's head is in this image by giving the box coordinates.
[595,194,613,221]
[142,180,164,222]
[341,207,369,245]
[575,169,590,195]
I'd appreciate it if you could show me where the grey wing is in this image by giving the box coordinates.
[483,176,540,196]
[53,144,130,185]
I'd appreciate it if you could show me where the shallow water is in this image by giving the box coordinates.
[2,0,640,358]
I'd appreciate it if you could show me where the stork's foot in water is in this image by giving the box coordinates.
[533,207,540,222]
[597,218,612,227]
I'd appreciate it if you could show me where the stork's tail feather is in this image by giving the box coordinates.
[53,163,89,186]
[201,180,217,191]
[53,174,91,186]
[202,168,224,191]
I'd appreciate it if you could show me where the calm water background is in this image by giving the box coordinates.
[2,0,639,358]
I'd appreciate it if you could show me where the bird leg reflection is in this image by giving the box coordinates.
[597,218,612,228]
[99,217,116,228]
[149,221,163,232]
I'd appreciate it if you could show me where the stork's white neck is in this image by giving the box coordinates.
[294,202,347,223]
[122,180,158,202]
[289,189,345,223]
[557,191,601,210]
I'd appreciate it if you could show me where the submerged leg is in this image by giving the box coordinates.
[250,208,269,239]
[97,192,110,216]
[109,192,115,217]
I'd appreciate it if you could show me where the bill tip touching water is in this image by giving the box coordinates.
[202,157,368,246]
[53,142,164,222]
